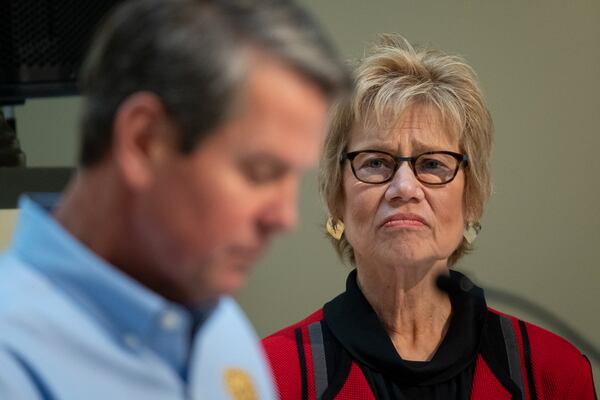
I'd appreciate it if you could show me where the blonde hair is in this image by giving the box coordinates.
[320,34,493,267]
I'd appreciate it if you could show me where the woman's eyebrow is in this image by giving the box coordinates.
[410,142,440,154]
[348,140,396,152]
[350,141,450,154]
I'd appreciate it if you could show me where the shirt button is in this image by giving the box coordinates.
[124,334,140,349]
[160,311,180,330]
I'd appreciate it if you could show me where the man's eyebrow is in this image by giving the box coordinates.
[238,153,292,174]
[239,152,287,164]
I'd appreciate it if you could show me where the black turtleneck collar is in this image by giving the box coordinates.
[323,269,487,386]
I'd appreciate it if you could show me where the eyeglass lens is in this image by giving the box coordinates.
[351,152,460,184]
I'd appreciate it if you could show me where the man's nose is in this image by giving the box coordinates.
[261,179,299,234]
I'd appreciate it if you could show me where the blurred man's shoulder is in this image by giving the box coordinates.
[0,253,48,317]
[0,254,108,355]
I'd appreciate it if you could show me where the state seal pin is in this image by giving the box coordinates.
[224,367,257,400]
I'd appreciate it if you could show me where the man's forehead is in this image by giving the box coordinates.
[231,130,322,170]
[189,61,328,170]
[242,57,328,121]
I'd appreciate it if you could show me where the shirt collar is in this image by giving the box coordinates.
[10,195,213,378]
[323,269,487,385]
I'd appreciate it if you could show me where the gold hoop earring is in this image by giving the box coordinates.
[463,222,481,244]
[326,217,345,240]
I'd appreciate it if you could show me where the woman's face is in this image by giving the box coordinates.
[341,104,465,270]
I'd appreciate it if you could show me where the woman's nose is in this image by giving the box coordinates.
[384,162,424,202]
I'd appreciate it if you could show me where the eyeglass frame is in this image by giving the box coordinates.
[340,149,469,185]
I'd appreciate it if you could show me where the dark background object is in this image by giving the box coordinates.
[0,0,122,208]
[0,0,123,105]
[0,167,73,208]
[0,110,26,167]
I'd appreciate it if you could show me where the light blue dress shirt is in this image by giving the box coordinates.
[0,197,276,399]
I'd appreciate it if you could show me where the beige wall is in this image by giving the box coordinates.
[0,211,18,250]
[1,0,598,380]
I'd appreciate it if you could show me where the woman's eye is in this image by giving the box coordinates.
[360,157,392,170]
[423,159,440,169]
[421,159,447,170]
[367,159,384,168]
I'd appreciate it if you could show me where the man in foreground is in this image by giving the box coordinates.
[0,0,347,398]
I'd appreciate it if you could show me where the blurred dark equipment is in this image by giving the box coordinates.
[0,109,25,167]
[437,273,600,365]
[0,0,124,208]
[0,0,123,104]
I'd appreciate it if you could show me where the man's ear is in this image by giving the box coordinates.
[112,92,177,189]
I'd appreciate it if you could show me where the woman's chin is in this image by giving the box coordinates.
[375,248,448,271]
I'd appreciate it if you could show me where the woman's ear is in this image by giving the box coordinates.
[112,92,177,190]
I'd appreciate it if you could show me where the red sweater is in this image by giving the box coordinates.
[263,308,596,400]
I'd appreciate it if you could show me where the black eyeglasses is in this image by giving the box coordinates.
[341,150,468,185]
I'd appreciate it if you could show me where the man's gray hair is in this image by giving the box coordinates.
[79,0,349,166]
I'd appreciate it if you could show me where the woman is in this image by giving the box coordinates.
[262,35,596,399]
